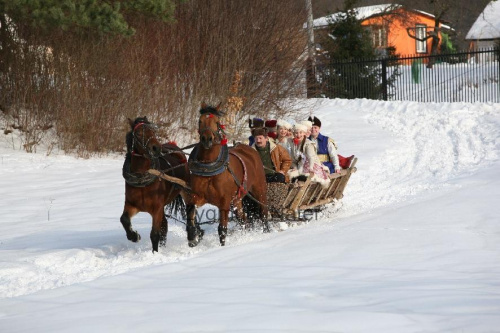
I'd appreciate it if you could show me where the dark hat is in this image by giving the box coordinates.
[251,127,268,137]
[249,117,265,129]
[308,116,321,127]
[265,119,277,128]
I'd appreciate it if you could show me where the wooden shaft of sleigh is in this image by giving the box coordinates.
[147,169,191,191]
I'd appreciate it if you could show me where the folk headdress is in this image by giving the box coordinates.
[307,116,321,127]
[277,119,292,130]
[248,117,265,129]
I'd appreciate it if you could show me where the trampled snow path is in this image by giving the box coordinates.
[0,99,499,300]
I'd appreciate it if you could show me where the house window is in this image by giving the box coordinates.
[415,24,427,53]
[369,25,388,48]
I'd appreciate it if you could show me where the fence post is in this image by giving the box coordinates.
[381,58,388,101]
[497,47,500,99]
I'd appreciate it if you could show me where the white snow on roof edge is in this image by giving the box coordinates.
[466,1,500,40]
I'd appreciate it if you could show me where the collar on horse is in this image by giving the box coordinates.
[122,154,159,187]
[188,143,248,199]
[188,144,229,176]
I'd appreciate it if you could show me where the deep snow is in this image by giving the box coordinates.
[1,98,499,332]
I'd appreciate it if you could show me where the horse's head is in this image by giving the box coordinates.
[198,103,226,150]
[127,117,162,158]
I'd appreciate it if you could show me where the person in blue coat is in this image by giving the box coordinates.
[308,116,341,174]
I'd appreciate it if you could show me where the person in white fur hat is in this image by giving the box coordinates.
[299,120,313,138]
[276,119,293,155]
[287,123,329,187]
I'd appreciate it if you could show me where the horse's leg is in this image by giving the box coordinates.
[233,199,247,228]
[218,208,230,246]
[120,204,141,242]
[261,204,271,233]
[186,204,203,247]
[150,208,165,253]
[256,190,271,233]
[159,213,168,248]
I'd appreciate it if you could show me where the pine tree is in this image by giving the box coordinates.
[0,0,178,36]
[318,0,383,99]
[0,0,180,81]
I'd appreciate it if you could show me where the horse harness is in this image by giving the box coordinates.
[191,115,248,199]
[123,122,184,189]
[188,144,248,200]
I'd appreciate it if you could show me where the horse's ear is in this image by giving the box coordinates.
[201,102,207,109]
[128,118,134,128]
[143,116,148,123]
[215,102,222,111]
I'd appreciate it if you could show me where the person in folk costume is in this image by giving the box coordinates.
[287,123,330,187]
[308,116,341,174]
[276,119,293,156]
[250,127,292,183]
[265,119,278,140]
[248,117,265,146]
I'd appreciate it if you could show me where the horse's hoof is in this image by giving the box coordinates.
[127,231,141,243]
[152,244,159,253]
[198,228,205,239]
[188,236,199,247]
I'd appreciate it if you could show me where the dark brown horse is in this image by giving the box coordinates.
[186,104,269,246]
[121,117,197,252]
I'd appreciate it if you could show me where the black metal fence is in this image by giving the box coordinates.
[316,48,500,103]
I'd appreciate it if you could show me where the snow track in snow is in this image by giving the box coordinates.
[1,99,498,299]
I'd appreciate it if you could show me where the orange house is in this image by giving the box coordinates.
[313,4,450,56]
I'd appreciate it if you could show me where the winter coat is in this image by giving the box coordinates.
[252,140,292,182]
[288,137,330,187]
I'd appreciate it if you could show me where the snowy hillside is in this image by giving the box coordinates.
[1,98,499,332]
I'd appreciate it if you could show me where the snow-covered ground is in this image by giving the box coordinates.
[1,98,499,332]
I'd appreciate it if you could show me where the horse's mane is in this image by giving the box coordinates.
[200,105,225,117]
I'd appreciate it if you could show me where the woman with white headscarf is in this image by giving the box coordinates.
[276,119,293,155]
[287,123,330,187]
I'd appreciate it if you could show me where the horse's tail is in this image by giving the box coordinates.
[164,194,186,221]
[242,194,260,223]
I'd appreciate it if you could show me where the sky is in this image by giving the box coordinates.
[1,98,500,332]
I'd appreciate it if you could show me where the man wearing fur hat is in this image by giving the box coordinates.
[251,127,292,183]
[308,116,341,173]
[248,117,265,146]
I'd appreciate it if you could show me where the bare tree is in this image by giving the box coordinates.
[1,0,309,154]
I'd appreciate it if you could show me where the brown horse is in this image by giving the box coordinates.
[186,104,269,246]
[121,117,198,252]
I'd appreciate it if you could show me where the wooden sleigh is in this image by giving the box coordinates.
[149,155,358,222]
[266,157,358,219]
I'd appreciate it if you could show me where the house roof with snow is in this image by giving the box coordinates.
[466,1,500,40]
[312,4,394,28]
[311,4,451,30]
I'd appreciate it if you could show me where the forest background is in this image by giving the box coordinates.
[0,0,492,156]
